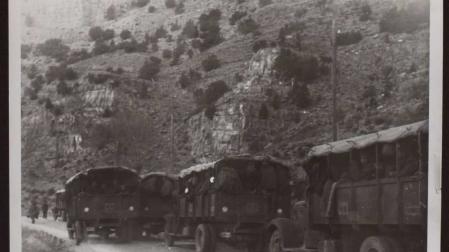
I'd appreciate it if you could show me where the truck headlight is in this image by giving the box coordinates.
[84,207,89,213]
[222,206,228,213]
[144,206,149,211]
[277,208,283,214]
[129,206,134,211]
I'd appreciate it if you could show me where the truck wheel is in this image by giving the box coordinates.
[360,236,393,252]
[62,211,67,222]
[195,224,216,252]
[164,232,175,247]
[268,230,284,252]
[74,221,84,245]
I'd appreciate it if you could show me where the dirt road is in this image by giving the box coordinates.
[22,216,244,252]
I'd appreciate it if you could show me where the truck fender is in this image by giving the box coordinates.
[266,218,304,249]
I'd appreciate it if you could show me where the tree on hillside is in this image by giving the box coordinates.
[174,1,185,14]
[120,30,132,40]
[198,9,222,51]
[89,26,105,41]
[36,39,70,62]
[139,58,161,80]
[105,5,116,20]
[181,20,198,38]
[165,0,176,8]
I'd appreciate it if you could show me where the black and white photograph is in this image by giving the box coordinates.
[10,0,443,251]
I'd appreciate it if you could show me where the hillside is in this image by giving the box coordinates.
[20,0,429,210]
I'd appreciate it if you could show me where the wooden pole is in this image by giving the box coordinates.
[331,17,338,141]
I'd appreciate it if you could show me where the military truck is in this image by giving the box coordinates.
[266,120,428,252]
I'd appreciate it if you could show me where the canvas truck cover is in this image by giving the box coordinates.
[306,120,428,160]
[141,172,178,197]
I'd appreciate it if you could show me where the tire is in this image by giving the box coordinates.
[268,230,284,252]
[195,224,216,252]
[360,236,394,252]
[74,221,84,245]
[165,232,175,247]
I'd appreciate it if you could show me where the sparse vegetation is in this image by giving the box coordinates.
[117,39,147,53]
[57,80,72,96]
[105,5,116,20]
[92,40,111,55]
[379,2,429,34]
[36,39,70,61]
[87,73,110,84]
[195,80,230,107]
[201,54,221,72]
[237,17,259,35]
[273,49,319,82]
[66,49,90,64]
[204,105,216,120]
[139,57,161,80]
[336,31,363,46]
[174,2,185,14]
[259,0,272,8]
[27,64,39,79]
[148,6,156,13]
[259,103,269,119]
[154,26,168,39]
[170,22,181,32]
[133,0,150,8]
[359,3,372,21]
[165,0,176,9]
[178,69,201,88]
[288,82,311,109]
[229,11,247,25]
[120,30,132,40]
[198,9,222,51]
[294,8,307,19]
[181,20,199,38]
[45,65,65,83]
[252,39,268,53]
[30,75,45,93]
[162,49,172,59]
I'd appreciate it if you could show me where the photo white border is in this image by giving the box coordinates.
[8,0,443,251]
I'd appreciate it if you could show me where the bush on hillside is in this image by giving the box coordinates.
[201,54,221,72]
[27,64,39,79]
[45,65,65,83]
[252,39,268,53]
[195,80,229,106]
[24,87,38,100]
[362,85,377,109]
[295,8,307,19]
[237,17,259,35]
[64,67,79,80]
[87,73,109,84]
[133,0,150,8]
[182,20,199,38]
[187,49,194,58]
[118,39,147,53]
[288,82,311,108]
[21,44,32,59]
[198,9,222,51]
[30,75,45,93]
[36,39,70,61]
[56,81,72,96]
[165,0,176,8]
[175,2,185,14]
[89,26,105,41]
[359,3,372,21]
[229,11,247,25]
[154,26,168,39]
[204,105,216,120]
[139,58,161,80]
[191,39,201,49]
[103,29,115,40]
[162,49,172,59]
[259,0,272,8]
[379,3,429,34]
[148,6,156,13]
[259,103,269,119]
[105,5,116,20]
[120,30,132,40]
[336,31,363,46]
[170,22,181,32]
[66,49,90,64]
[170,39,187,65]
[273,49,319,82]
[92,40,111,55]
[178,69,201,88]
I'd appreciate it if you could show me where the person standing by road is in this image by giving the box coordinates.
[41,195,49,219]
[28,196,39,224]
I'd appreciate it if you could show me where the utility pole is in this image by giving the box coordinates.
[331,4,338,141]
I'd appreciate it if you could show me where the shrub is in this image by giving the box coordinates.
[273,49,319,82]
[198,9,222,51]
[202,54,221,72]
[200,80,230,106]
[110,80,121,88]
[162,49,172,59]
[92,40,111,55]
[336,31,363,46]
[187,49,194,58]
[295,8,307,19]
[118,39,147,53]
[139,59,161,80]
[174,2,185,14]
[89,26,105,41]
[234,73,243,83]
[66,49,90,64]
[87,73,109,84]
[288,83,311,108]
[120,30,132,40]
[170,22,181,32]
[170,39,187,65]
[151,41,159,52]
[379,3,429,34]
[150,56,162,65]
[45,65,65,82]
[24,87,37,100]
[191,39,201,49]
[362,85,377,108]
[27,64,39,79]
[103,29,115,40]
[165,0,176,8]
[259,0,272,7]
[182,20,199,38]
[133,0,150,8]
[252,39,268,53]
[154,26,168,39]
[359,3,372,21]
[64,67,78,80]
[237,17,259,35]
[105,5,116,20]
[36,39,70,61]
[30,75,45,92]
[21,44,32,59]
[229,11,247,25]
[56,81,72,96]
[204,105,216,120]
[178,72,191,88]
[148,6,156,13]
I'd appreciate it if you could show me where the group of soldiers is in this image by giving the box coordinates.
[28,195,49,224]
